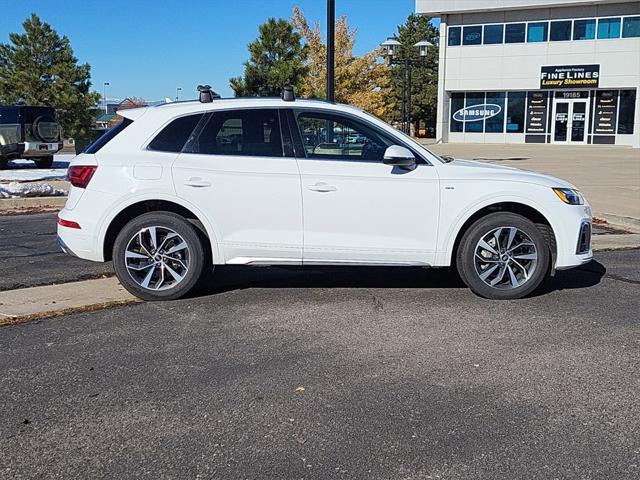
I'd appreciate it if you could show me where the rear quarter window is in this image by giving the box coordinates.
[147,114,204,152]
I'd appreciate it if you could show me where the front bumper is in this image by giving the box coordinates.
[553,205,593,270]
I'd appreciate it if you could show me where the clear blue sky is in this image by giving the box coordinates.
[0,0,433,101]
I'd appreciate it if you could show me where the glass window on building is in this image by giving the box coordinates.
[485,92,506,133]
[618,90,637,134]
[484,24,504,44]
[464,93,485,132]
[598,18,621,39]
[448,26,461,46]
[505,23,526,43]
[527,22,548,42]
[450,93,465,132]
[463,25,482,45]
[506,92,526,133]
[550,20,572,41]
[622,16,640,38]
[573,19,596,40]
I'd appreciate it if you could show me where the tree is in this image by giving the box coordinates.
[291,7,391,119]
[389,14,439,133]
[230,18,308,97]
[0,14,101,138]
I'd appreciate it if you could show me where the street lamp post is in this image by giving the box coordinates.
[326,0,335,102]
[176,87,182,102]
[103,82,110,115]
[381,38,432,135]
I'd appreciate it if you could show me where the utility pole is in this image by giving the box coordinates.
[326,0,335,102]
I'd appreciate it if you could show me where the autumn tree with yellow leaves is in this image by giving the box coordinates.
[290,7,392,120]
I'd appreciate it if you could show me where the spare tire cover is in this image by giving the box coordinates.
[32,115,60,142]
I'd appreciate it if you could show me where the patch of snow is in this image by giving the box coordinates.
[0,182,67,198]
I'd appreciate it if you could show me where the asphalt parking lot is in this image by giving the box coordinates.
[1,233,639,478]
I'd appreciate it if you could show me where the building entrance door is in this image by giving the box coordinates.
[552,99,588,144]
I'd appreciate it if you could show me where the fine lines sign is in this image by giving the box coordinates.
[540,65,600,89]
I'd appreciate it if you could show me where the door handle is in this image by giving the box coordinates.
[184,177,211,188]
[308,182,337,193]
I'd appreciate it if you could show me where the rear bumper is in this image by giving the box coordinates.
[21,141,62,157]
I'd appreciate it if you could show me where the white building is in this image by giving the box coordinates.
[416,0,640,148]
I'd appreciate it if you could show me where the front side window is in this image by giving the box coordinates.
[622,16,640,38]
[193,109,282,157]
[598,18,621,39]
[448,26,461,46]
[527,22,548,42]
[295,111,393,162]
[148,114,204,152]
[484,24,504,44]
[463,25,482,45]
[505,23,526,43]
[574,19,596,40]
[550,20,572,41]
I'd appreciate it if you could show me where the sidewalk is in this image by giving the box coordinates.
[422,142,640,231]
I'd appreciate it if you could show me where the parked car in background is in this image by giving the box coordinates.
[0,104,62,169]
[57,89,592,301]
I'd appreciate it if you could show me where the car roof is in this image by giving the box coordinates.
[117,97,365,121]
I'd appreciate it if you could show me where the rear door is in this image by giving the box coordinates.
[172,108,303,264]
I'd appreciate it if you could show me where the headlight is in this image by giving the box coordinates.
[553,188,584,205]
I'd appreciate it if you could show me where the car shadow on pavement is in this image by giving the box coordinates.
[191,260,606,298]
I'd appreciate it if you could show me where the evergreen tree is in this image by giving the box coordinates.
[0,14,101,138]
[389,14,439,133]
[230,18,308,97]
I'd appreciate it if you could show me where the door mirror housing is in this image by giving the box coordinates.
[383,145,416,169]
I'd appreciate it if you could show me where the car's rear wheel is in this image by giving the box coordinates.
[113,212,206,301]
[34,155,54,169]
[0,157,7,170]
[456,212,550,300]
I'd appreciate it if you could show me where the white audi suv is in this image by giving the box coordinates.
[57,89,593,301]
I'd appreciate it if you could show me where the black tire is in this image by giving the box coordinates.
[0,157,7,170]
[113,212,206,301]
[34,155,54,169]
[456,212,550,300]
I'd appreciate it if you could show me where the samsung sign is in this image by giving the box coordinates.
[453,103,502,122]
[540,64,600,89]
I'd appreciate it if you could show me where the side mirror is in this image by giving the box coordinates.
[383,145,416,169]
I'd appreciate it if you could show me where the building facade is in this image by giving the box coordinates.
[416,0,640,148]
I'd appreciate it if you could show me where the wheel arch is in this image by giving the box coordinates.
[447,201,557,271]
[101,198,220,263]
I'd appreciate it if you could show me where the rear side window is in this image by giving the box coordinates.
[148,114,204,152]
[85,118,133,154]
[191,109,282,157]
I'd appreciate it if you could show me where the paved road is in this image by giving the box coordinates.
[1,250,638,479]
[0,213,112,291]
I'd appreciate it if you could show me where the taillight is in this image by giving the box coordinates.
[67,165,97,188]
[58,218,81,229]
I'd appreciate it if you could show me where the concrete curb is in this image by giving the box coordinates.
[596,213,640,234]
[0,277,136,325]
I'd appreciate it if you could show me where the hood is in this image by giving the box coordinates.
[438,158,576,189]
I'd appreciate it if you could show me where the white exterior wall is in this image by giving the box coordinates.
[423,1,640,147]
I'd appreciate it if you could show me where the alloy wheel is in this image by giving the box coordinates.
[124,226,190,291]
[474,226,538,290]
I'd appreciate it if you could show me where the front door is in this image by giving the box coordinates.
[289,109,440,266]
[173,109,303,264]
[552,100,588,144]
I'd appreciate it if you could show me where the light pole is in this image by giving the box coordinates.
[381,38,432,135]
[176,87,182,102]
[103,82,110,115]
[326,0,335,102]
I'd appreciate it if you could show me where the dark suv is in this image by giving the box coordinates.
[0,105,62,169]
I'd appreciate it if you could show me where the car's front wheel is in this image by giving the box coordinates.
[456,212,550,300]
[113,212,206,301]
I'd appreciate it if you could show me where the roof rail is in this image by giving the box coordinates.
[282,86,295,102]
